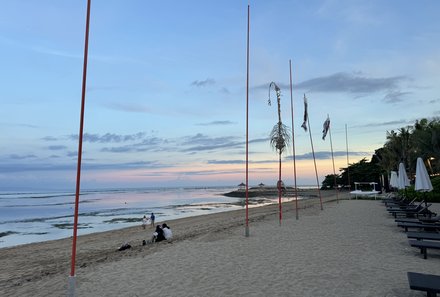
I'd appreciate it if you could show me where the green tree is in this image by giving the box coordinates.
[412,118,440,173]
[338,158,382,190]
[321,174,342,190]
[323,118,440,196]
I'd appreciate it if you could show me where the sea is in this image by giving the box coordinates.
[0,186,300,249]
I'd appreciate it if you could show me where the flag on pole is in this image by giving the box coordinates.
[322,115,330,140]
[301,94,308,131]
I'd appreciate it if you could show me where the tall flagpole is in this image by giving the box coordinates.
[68,0,91,296]
[345,124,351,192]
[306,100,323,211]
[244,4,250,237]
[327,116,339,203]
[289,60,298,219]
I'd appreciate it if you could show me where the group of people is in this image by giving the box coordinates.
[142,213,173,244]
[142,213,155,229]
[151,223,172,242]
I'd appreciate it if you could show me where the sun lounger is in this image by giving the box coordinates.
[390,205,433,218]
[407,232,440,241]
[395,218,425,224]
[397,217,440,224]
[408,240,440,259]
[398,222,440,232]
[407,272,440,297]
[419,216,440,222]
[386,197,416,207]
[387,203,419,212]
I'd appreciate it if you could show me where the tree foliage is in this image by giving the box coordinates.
[323,118,440,201]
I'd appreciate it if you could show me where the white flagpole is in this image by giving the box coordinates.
[306,96,323,210]
[244,3,250,237]
[327,116,339,203]
[345,124,351,191]
[289,60,298,219]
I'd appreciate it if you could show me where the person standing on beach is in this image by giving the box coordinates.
[150,213,155,227]
[142,215,149,229]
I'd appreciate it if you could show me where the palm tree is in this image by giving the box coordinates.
[268,82,290,225]
[412,118,440,173]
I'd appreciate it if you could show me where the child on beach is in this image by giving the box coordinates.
[142,215,149,229]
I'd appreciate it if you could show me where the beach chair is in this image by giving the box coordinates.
[407,232,440,242]
[407,231,440,239]
[397,222,440,232]
[387,200,423,211]
[390,204,433,218]
[386,197,416,208]
[407,272,440,297]
[408,240,440,259]
[394,216,440,223]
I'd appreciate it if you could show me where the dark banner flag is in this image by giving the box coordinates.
[322,115,330,140]
[301,94,308,131]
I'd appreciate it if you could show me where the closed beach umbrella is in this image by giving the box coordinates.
[397,162,410,190]
[415,157,433,192]
[390,171,398,189]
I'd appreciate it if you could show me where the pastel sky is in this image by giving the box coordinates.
[1,0,439,191]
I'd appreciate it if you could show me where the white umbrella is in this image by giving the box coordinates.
[390,171,398,188]
[397,162,410,190]
[415,157,433,192]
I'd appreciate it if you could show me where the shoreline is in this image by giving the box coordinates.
[1,189,340,291]
[0,187,326,249]
[5,190,437,296]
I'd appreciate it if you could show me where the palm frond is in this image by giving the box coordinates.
[269,122,291,154]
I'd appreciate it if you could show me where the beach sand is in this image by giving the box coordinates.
[1,190,439,297]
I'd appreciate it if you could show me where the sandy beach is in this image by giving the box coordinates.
[1,190,439,297]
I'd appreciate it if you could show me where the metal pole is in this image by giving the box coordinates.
[278,154,282,226]
[345,124,351,191]
[289,60,298,219]
[308,115,323,210]
[328,120,339,203]
[68,0,91,296]
[245,4,250,237]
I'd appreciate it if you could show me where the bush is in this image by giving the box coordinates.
[430,176,440,202]
[400,176,440,202]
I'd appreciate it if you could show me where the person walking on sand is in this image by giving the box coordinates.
[150,213,155,227]
[142,215,149,229]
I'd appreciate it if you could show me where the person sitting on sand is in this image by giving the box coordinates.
[162,223,173,241]
[152,225,166,243]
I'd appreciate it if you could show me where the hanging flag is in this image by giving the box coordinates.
[301,94,308,131]
[322,115,330,140]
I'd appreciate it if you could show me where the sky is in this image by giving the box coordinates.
[0,0,439,191]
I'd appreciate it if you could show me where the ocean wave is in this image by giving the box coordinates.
[2,198,98,208]
[103,217,142,224]
[52,223,92,230]
[0,231,18,238]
